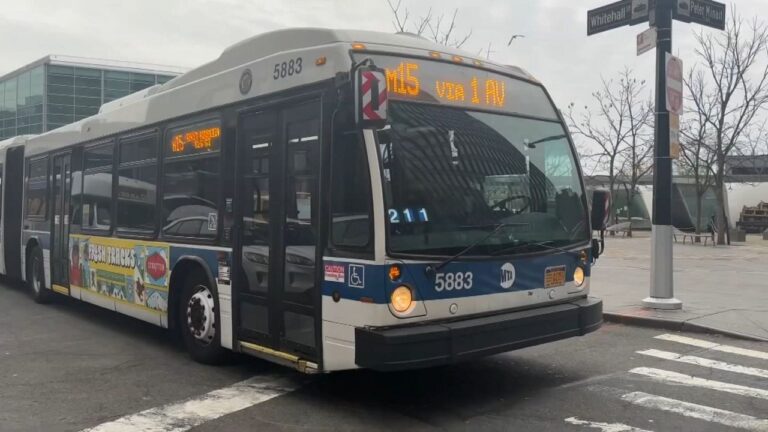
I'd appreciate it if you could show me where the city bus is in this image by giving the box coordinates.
[0,28,610,372]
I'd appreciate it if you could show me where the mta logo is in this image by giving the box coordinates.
[500,263,516,289]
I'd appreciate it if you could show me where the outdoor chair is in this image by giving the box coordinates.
[673,227,715,246]
[605,222,632,237]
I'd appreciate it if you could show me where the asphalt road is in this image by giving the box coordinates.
[1,279,766,432]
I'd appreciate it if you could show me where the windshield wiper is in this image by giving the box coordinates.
[524,134,567,148]
[425,222,528,277]
[490,240,579,258]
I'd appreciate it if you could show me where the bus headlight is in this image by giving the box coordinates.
[391,286,413,313]
[573,266,585,287]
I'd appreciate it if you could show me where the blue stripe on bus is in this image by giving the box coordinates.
[321,252,591,304]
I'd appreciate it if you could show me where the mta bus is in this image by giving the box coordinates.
[0,28,610,372]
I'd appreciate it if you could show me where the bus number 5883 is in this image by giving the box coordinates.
[273,57,303,80]
[435,272,473,291]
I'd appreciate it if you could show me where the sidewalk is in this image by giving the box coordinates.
[590,233,768,342]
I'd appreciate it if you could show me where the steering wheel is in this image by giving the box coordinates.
[490,195,531,213]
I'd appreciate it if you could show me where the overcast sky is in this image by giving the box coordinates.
[1,0,766,112]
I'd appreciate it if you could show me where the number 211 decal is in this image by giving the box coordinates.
[389,208,429,224]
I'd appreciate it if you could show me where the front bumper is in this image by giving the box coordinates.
[355,297,602,371]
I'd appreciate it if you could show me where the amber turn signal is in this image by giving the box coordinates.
[388,264,401,281]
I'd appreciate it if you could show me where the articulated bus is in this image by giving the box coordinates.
[0,28,610,372]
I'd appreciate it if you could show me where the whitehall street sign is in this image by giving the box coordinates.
[587,0,651,35]
[674,0,726,30]
[637,27,657,56]
[588,0,631,35]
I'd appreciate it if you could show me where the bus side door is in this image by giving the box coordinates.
[235,99,322,362]
[50,152,72,293]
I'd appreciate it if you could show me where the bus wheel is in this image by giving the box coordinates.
[27,246,51,304]
[179,269,228,365]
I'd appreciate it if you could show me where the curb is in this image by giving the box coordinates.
[603,312,768,343]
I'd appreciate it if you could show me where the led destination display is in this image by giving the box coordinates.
[356,54,558,120]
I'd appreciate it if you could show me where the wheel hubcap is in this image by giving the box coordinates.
[187,285,216,344]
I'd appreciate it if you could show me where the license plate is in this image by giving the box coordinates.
[544,265,566,288]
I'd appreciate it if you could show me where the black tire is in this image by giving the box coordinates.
[179,268,228,365]
[27,246,52,304]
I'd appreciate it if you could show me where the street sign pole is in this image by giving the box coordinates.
[644,0,682,309]
[587,0,724,310]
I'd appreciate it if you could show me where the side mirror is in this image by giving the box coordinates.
[355,64,388,129]
[590,189,611,231]
[590,189,611,260]
[591,238,602,261]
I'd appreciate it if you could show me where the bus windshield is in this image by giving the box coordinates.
[378,102,588,256]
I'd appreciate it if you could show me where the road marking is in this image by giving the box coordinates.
[564,416,653,431]
[638,349,768,379]
[629,367,768,400]
[621,391,768,432]
[80,374,299,432]
[655,334,768,361]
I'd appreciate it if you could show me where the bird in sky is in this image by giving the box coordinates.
[507,34,525,46]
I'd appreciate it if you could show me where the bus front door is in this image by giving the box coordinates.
[50,152,72,293]
[235,99,321,363]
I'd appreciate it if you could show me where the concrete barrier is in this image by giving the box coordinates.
[730,228,747,242]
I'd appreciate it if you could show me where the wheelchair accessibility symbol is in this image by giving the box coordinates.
[348,264,365,289]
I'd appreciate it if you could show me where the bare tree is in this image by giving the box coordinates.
[735,120,768,175]
[689,13,768,244]
[386,0,471,48]
[566,68,654,227]
[617,108,654,236]
[679,68,717,237]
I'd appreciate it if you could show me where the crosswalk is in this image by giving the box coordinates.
[565,333,768,432]
[73,330,766,432]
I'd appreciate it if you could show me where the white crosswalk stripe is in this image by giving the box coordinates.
[637,348,768,379]
[80,373,299,432]
[564,417,654,432]
[620,391,768,432]
[654,334,768,361]
[570,334,768,431]
[629,367,768,400]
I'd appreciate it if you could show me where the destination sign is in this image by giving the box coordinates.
[674,0,725,30]
[169,122,221,156]
[354,54,557,119]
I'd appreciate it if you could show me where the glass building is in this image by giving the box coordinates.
[0,55,186,139]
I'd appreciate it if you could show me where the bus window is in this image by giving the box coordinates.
[25,157,48,220]
[162,120,221,239]
[117,134,158,234]
[330,130,372,249]
[82,143,114,231]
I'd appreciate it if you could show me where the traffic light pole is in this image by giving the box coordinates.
[644,0,682,310]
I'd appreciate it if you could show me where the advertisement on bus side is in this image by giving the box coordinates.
[69,235,170,313]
